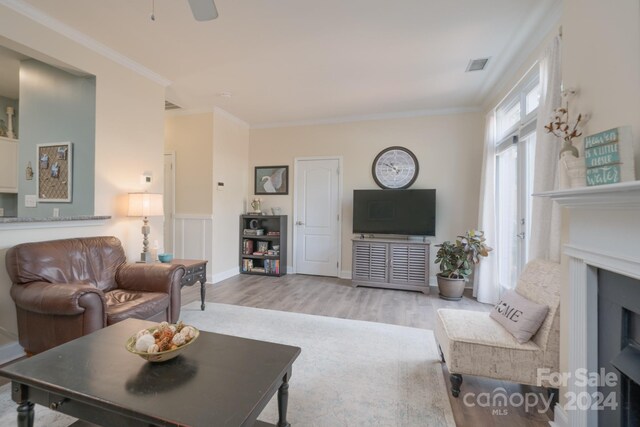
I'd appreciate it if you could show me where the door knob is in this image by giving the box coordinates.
[295,221,305,225]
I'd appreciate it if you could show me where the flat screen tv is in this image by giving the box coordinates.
[353,189,436,236]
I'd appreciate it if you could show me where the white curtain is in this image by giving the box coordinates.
[529,35,563,262]
[473,111,500,304]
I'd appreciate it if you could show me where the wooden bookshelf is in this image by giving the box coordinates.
[239,214,287,277]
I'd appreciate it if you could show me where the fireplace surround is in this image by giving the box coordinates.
[536,181,640,427]
[597,270,640,426]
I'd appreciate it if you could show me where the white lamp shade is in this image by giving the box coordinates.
[128,193,164,217]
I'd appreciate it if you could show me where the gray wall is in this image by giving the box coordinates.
[0,193,17,216]
[18,59,95,218]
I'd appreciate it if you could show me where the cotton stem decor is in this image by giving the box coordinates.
[544,89,590,188]
[544,90,588,158]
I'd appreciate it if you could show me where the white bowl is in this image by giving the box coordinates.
[125,325,199,363]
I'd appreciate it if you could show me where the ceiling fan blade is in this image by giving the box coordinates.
[187,0,218,21]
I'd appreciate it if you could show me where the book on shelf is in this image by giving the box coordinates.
[264,259,280,275]
[242,239,254,255]
[266,231,280,236]
[243,229,264,236]
[252,251,265,256]
[251,267,266,273]
[242,259,254,272]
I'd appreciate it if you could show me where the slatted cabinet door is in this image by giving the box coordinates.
[389,244,429,285]
[352,238,429,294]
[352,241,388,283]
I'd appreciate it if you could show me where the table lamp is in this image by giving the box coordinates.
[128,192,164,263]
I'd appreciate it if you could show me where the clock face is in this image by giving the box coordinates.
[372,146,419,189]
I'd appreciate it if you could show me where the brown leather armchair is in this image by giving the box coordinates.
[5,236,185,355]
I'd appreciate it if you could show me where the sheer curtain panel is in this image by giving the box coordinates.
[529,35,562,262]
[473,112,500,304]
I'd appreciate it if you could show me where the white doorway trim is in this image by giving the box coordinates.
[164,151,176,254]
[293,156,343,277]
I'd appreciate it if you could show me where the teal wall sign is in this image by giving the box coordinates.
[584,143,620,168]
[586,165,620,186]
[584,128,619,149]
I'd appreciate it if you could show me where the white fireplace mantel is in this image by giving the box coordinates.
[536,180,640,427]
[534,180,640,209]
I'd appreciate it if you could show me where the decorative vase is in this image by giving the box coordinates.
[560,151,586,188]
[436,274,466,301]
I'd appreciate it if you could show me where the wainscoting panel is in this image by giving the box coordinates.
[174,214,213,282]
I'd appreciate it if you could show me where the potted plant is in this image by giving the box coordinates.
[435,230,492,301]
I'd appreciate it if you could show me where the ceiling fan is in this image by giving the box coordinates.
[187,0,218,21]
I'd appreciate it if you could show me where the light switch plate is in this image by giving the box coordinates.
[53,208,59,217]
[25,195,37,207]
[0,208,4,217]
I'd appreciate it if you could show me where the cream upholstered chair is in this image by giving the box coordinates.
[434,259,561,397]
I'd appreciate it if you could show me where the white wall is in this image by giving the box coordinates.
[0,5,165,348]
[556,0,640,408]
[212,109,250,279]
[164,113,214,215]
[164,109,250,280]
[563,0,640,178]
[249,112,485,279]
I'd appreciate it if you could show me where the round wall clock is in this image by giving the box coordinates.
[372,146,419,189]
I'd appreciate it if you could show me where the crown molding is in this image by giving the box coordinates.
[250,106,482,130]
[0,0,171,87]
[164,106,250,128]
[165,107,213,117]
[477,0,562,109]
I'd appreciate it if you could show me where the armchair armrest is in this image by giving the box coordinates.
[10,281,106,316]
[115,263,185,294]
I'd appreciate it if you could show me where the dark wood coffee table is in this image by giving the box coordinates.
[0,319,301,427]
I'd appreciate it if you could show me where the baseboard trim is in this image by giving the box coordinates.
[339,270,352,280]
[211,268,238,284]
[549,403,568,427]
[0,341,24,365]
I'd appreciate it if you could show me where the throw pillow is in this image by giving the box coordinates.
[490,289,549,344]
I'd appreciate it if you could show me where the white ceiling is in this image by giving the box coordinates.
[16,0,559,126]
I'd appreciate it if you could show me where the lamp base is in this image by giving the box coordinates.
[140,252,153,263]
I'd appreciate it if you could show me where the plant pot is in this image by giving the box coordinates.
[437,274,466,301]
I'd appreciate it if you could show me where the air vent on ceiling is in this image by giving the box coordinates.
[465,58,490,72]
[164,100,181,110]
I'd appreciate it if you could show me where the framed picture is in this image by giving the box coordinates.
[255,166,288,195]
[37,142,72,202]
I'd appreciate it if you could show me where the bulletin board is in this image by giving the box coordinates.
[37,142,72,202]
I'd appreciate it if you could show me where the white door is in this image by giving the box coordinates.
[163,153,176,254]
[294,158,341,276]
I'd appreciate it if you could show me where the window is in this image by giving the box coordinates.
[494,66,539,290]
[496,99,521,140]
[525,83,541,114]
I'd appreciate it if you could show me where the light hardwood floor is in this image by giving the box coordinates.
[183,273,554,427]
[0,274,553,426]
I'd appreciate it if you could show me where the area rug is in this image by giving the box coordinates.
[0,303,455,426]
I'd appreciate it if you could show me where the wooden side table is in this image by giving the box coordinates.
[171,259,208,310]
